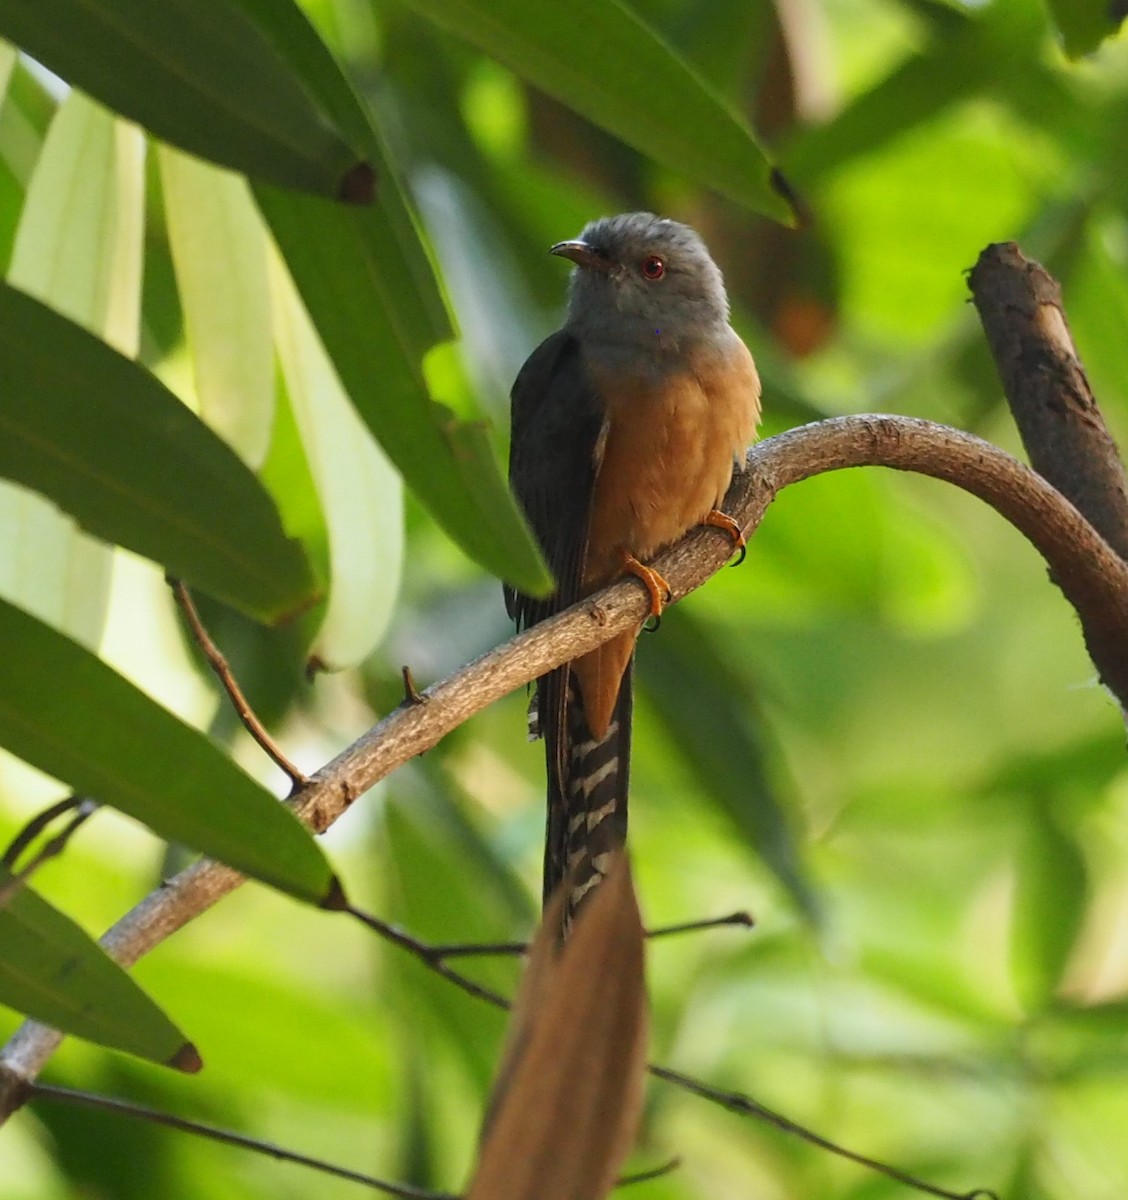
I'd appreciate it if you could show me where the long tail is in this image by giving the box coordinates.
[540,658,633,923]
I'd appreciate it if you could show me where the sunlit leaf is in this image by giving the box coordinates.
[0,282,318,623]
[255,183,553,596]
[242,13,550,592]
[0,867,198,1068]
[10,91,145,357]
[399,0,792,222]
[819,106,1044,344]
[158,146,274,467]
[0,0,372,199]
[784,5,980,186]
[270,244,404,671]
[0,90,144,648]
[784,1,1062,186]
[0,597,338,905]
[134,957,395,1108]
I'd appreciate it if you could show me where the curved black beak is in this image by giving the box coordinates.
[550,240,615,272]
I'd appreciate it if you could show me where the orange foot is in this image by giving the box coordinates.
[619,548,671,620]
[702,509,747,566]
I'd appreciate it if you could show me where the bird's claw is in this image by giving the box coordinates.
[702,509,746,565]
[620,549,670,619]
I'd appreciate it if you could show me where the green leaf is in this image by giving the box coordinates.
[134,957,395,1108]
[0,867,197,1067]
[0,91,144,650]
[0,41,16,107]
[0,281,318,624]
[158,146,274,467]
[255,184,553,596]
[783,11,986,187]
[270,246,404,671]
[10,91,145,355]
[637,608,817,920]
[0,597,337,905]
[243,18,550,591]
[783,2,1063,186]
[0,0,371,199]
[1009,805,1088,1014]
[1045,0,1126,57]
[236,0,453,355]
[398,0,792,222]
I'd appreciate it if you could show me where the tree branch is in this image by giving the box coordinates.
[969,241,1128,709]
[969,242,1128,559]
[169,578,310,788]
[2,413,1126,1110]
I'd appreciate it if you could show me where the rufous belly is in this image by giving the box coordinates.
[572,336,760,738]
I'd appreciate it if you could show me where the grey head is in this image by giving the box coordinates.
[552,212,730,354]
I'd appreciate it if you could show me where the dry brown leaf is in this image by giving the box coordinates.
[466,856,648,1200]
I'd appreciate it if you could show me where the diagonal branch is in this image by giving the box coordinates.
[2,414,1126,1109]
[169,578,311,788]
[969,242,1128,560]
[969,241,1128,711]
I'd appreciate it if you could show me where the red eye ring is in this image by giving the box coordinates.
[641,255,665,280]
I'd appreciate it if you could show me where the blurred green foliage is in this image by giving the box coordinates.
[2,1,1128,1198]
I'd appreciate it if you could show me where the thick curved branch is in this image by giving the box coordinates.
[3,414,1126,1109]
[751,417,1128,705]
[969,242,1128,561]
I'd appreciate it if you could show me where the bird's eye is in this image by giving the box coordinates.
[641,255,665,280]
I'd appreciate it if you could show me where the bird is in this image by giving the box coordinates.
[505,212,761,925]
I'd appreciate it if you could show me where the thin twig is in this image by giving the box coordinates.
[346,905,988,1200]
[345,905,511,1009]
[617,1156,681,1187]
[429,910,753,959]
[168,578,310,788]
[646,1065,995,1200]
[0,798,98,910]
[401,666,427,706]
[1,794,91,869]
[5,416,1126,1108]
[646,911,754,939]
[427,939,528,959]
[30,1084,456,1199]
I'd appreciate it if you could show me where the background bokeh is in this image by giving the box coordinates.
[3,2,1128,1198]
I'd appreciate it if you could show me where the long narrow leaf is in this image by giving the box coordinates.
[256,184,552,596]
[270,248,404,671]
[0,0,372,199]
[0,282,317,624]
[0,597,337,906]
[399,0,793,223]
[158,147,274,468]
[0,92,144,648]
[241,6,550,591]
[0,867,199,1068]
[238,0,452,357]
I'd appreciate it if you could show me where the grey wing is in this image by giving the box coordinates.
[505,330,614,912]
[504,329,606,630]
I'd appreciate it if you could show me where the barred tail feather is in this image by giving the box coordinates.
[542,659,633,923]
